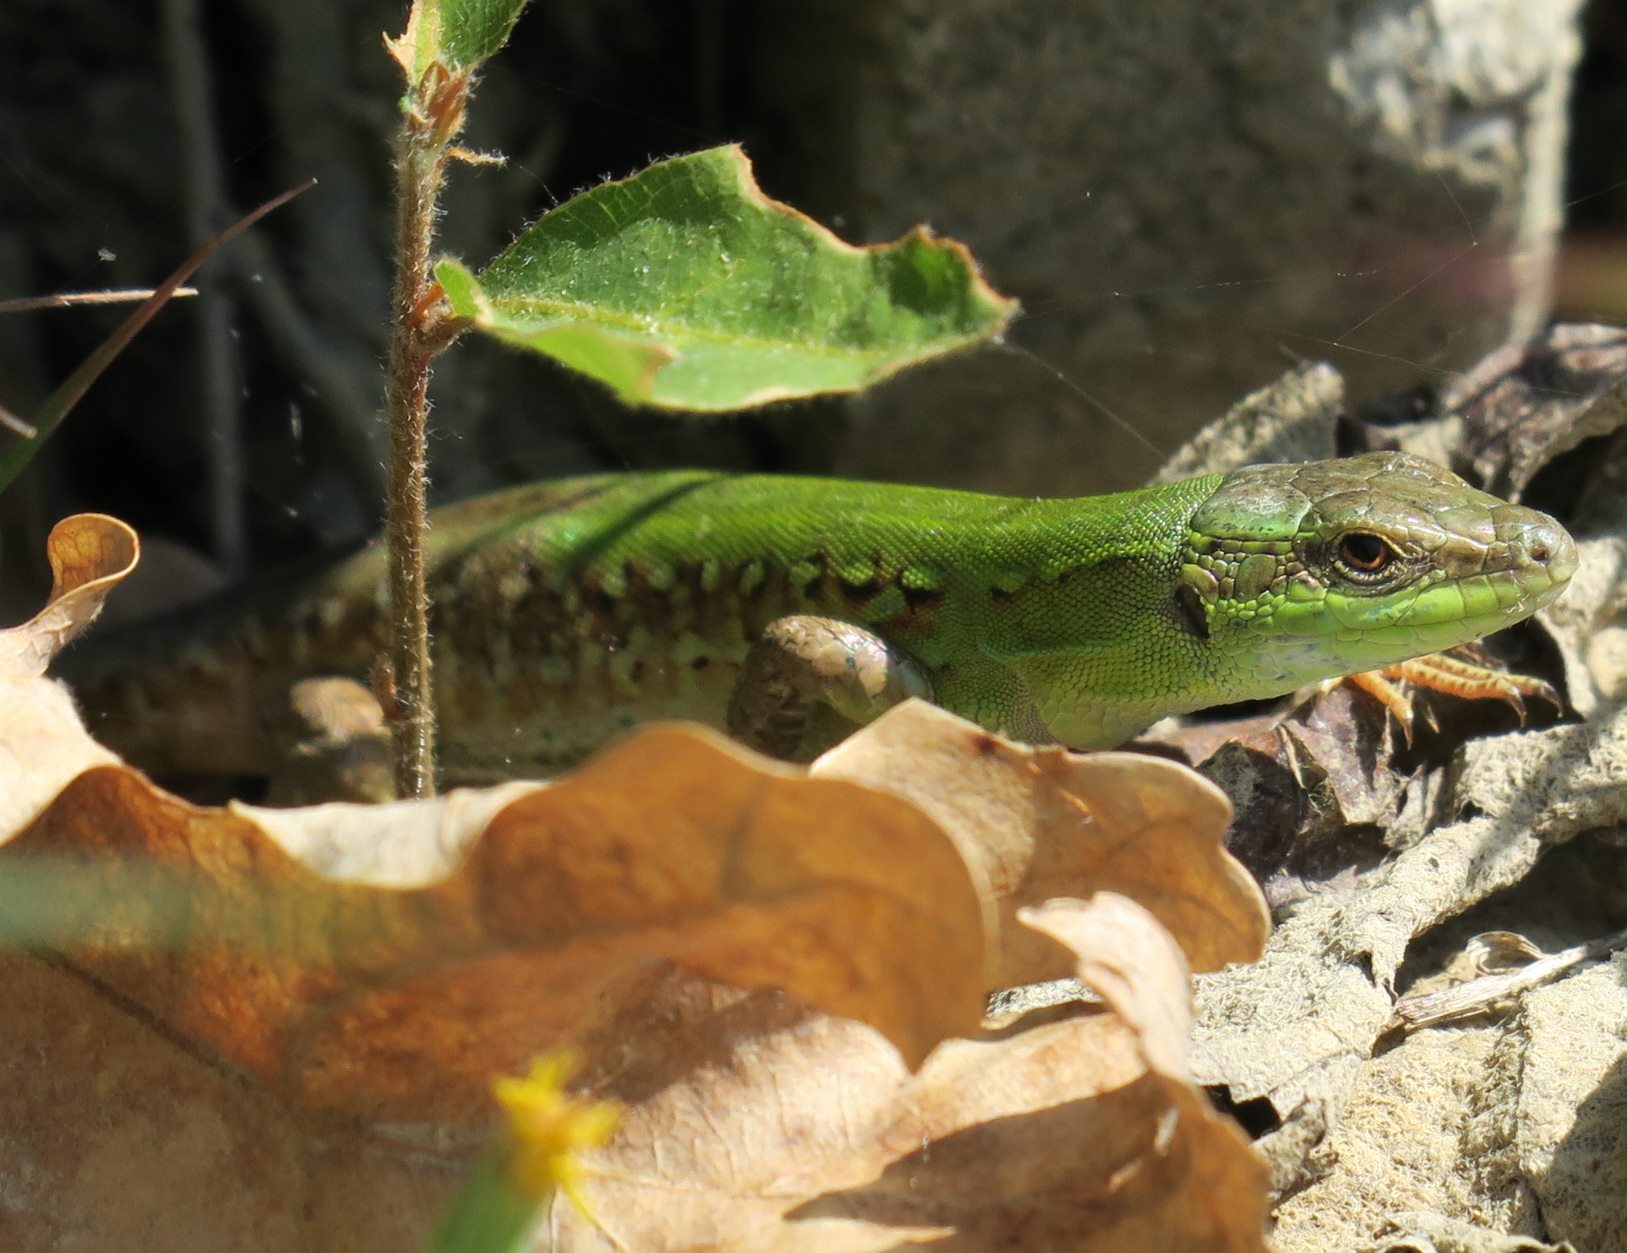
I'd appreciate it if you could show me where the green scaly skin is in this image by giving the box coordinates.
[59,451,1576,778]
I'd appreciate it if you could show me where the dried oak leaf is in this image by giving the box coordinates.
[6,728,993,1123]
[548,895,1269,1252]
[811,699,1270,983]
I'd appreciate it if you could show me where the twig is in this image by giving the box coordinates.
[0,405,36,439]
[0,286,197,440]
[1390,925,1627,1032]
[381,64,470,799]
[0,287,198,314]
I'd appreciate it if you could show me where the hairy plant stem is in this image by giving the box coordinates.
[382,134,449,799]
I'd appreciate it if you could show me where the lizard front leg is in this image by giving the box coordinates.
[726,615,933,758]
[1344,652,1562,743]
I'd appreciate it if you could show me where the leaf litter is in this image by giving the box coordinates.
[1,520,1270,1250]
[1181,324,1627,1253]
[5,326,1627,1251]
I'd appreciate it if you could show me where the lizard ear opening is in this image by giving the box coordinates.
[1173,580,1211,641]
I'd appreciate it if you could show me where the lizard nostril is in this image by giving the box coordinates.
[1518,517,1578,582]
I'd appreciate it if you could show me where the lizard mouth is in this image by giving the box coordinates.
[1241,502,1578,686]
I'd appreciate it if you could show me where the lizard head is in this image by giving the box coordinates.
[1176,451,1576,690]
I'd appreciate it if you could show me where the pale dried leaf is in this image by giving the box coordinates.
[0,514,132,834]
[812,700,1270,982]
[550,896,1269,1252]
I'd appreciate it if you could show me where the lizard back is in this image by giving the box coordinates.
[58,470,1219,776]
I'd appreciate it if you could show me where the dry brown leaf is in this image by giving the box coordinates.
[7,725,991,1122]
[549,895,1269,1252]
[7,545,1265,1127]
[0,949,460,1253]
[812,699,1270,982]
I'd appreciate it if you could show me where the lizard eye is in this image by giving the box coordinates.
[1337,531,1394,573]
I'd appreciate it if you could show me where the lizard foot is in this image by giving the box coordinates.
[1342,652,1561,745]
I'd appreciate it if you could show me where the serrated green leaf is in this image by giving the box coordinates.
[388,0,529,82]
[438,145,1018,412]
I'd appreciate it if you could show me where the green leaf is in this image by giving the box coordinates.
[438,0,529,69]
[388,0,529,82]
[437,145,1018,412]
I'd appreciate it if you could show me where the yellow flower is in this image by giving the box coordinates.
[492,1054,620,1216]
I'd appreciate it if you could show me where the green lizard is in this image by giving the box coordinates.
[58,451,1575,780]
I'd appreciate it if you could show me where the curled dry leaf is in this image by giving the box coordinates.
[0,513,131,834]
[0,512,138,677]
[549,895,1269,1252]
[812,699,1270,981]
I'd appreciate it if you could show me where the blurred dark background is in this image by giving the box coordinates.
[1,0,1623,620]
